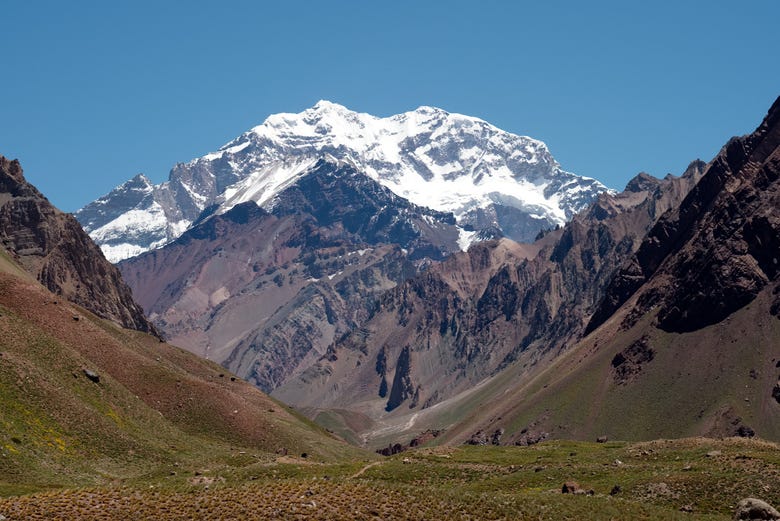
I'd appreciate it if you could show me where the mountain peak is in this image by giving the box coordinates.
[311,99,349,112]
[78,103,608,261]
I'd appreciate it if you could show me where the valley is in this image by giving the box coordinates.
[1,97,778,520]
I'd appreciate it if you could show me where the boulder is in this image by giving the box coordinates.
[83,369,100,383]
[562,481,581,494]
[733,498,780,520]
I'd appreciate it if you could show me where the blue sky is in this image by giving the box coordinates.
[2,1,778,212]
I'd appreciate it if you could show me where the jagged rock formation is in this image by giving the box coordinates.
[0,156,157,334]
[589,97,780,334]
[76,101,607,262]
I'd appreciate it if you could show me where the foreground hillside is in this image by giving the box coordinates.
[0,247,363,495]
[0,438,777,520]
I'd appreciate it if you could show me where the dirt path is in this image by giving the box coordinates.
[350,461,383,479]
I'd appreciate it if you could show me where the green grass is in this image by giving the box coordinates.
[0,438,777,519]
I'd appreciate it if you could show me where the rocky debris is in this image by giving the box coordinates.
[376,443,404,457]
[409,429,442,447]
[680,504,694,513]
[611,335,654,384]
[515,429,549,447]
[0,156,158,336]
[645,482,678,500]
[465,428,505,446]
[465,430,488,446]
[733,498,780,520]
[513,416,551,446]
[375,430,443,456]
[82,369,100,383]
[561,481,594,495]
[736,425,756,438]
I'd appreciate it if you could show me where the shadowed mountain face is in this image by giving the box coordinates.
[589,96,780,334]
[119,159,460,392]
[0,156,157,335]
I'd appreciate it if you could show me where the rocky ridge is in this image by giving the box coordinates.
[0,156,157,334]
[589,96,780,334]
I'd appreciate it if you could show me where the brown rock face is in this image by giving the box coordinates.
[0,156,157,335]
[610,335,654,384]
[590,96,780,334]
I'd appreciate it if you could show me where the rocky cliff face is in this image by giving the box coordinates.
[589,96,780,334]
[0,156,157,334]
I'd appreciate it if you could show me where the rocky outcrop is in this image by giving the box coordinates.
[733,498,780,520]
[610,335,654,384]
[0,156,157,334]
[590,97,780,334]
[386,346,415,411]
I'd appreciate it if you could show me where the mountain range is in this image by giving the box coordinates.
[83,98,780,451]
[2,96,777,461]
[75,101,607,263]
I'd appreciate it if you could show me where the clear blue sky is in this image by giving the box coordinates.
[2,1,778,212]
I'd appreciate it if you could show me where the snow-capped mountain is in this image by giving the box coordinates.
[76,101,608,262]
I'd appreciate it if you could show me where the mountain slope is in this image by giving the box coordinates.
[273,161,703,439]
[118,158,457,392]
[76,101,607,262]
[589,95,780,334]
[0,238,362,493]
[0,156,156,334]
[437,96,780,446]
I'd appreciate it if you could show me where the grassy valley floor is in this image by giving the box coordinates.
[1,437,777,520]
